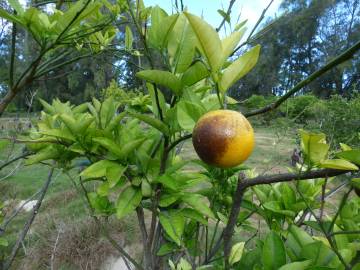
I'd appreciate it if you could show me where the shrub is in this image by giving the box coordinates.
[308,94,360,147]
[281,94,319,121]
[102,80,151,113]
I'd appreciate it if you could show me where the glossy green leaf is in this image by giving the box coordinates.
[116,186,142,219]
[300,241,336,266]
[148,7,178,49]
[219,45,260,92]
[339,143,352,151]
[168,14,196,73]
[181,61,209,87]
[80,160,113,179]
[234,19,248,31]
[159,210,185,246]
[157,242,179,256]
[262,231,286,270]
[278,260,311,270]
[25,146,59,165]
[9,0,24,15]
[0,237,8,247]
[217,9,230,23]
[263,201,296,217]
[119,138,146,159]
[93,137,123,159]
[176,100,205,131]
[184,12,223,72]
[181,208,207,225]
[299,130,329,165]
[159,194,181,207]
[287,225,315,258]
[336,150,360,165]
[0,8,24,25]
[319,159,358,170]
[229,242,245,266]
[125,26,133,50]
[128,111,169,135]
[181,194,215,219]
[136,70,182,95]
[351,178,360,189]
[221,28,246,62]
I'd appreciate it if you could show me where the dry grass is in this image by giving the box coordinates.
[16,216,141,270]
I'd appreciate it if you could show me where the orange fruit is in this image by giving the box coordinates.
[192,110,255,168]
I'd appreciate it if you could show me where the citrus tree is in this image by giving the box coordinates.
[1,1,360,270]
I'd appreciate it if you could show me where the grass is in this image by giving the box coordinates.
[0,123,298,269]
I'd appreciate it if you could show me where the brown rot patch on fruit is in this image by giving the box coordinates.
[192,110,255,168]
[192,115,229,165]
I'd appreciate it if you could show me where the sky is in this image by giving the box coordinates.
[143,0,283,36]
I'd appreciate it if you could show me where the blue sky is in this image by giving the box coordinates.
[143,0,282,36]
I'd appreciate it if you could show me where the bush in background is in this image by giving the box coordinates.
[102,80,151,113]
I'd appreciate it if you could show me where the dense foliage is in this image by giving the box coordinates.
[0,1,360,270]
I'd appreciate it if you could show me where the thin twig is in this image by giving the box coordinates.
[216,0,237,32]
[244,39,360,118]
[3,167,55,270]
[232,0,274,56]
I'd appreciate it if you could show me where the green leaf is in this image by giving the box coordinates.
[336,150,360,165]
[159,210,185,246]
[351,178,360,189]
[168,14,196,73]
[0,8,24,25]
[9,0,24,15]
[0,237,8,247]
[136,70,182,95]
[300,241,336,266]
[116,186,142,219]
[287,225,315,258]
[234,19,248,31]
[278,260,312,270]
[25,146,59,165]
[176,100,205,132]
[128,111,170,135]
[229,242,245,266]
[159,193,181,207]
[184,12,223,72]
[319,159,358,170]
[181,208,207,225]
[181,61,210,87]
[181,194,215,219]
[93,137,123,159]
[299,130,329,165]
[157,242,179,256]
[105,112,126,133]
[125,26,133,50]
[217,9,230,23]
[339,143,352,151]
[156,175,179,191]
[81,160,112,179]
[119,138,146,159]
[263,201,296,217]
[262,231,286,270]
[221,28,246,63]
[219,45,260,92]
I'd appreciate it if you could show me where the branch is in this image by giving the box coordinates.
[232,0,274,56]
[77,179,143,270]
[9,11,17,88]
[244,39,360,118]
[216,0,237,32]
[219,168,352,268]
[166,134,192,153]
[0,152,30,171]
[3,167,55,270]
